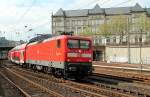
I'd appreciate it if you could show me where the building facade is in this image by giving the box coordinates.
[52,4,150,61]
[52,3,150,46]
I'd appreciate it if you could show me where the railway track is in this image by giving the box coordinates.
[2,61,150,97]
[8,66,106,97]
[89,73,150,97]
[10,65,144,97]
[0,67,64,97]
[94,66,150,84]
[0,72,27,97]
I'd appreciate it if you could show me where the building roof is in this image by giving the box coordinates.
[131,3,145,12]
[105,7,131,15]
[64,9,89,17]
[89,4,104,15]
[54,3,149,17]
[54,8,65,16]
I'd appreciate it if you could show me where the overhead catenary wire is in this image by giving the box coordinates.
[11,0,111,39]
[25,21,50,33]
[112,0,135,7]
[25,0,102,37]
[99,0,112,7]
[10,0,147,41]
[10,0,37,39]
[30,0,134,32]
[29,0,102,34]
[78,0,100,9]
[17,0,37,24]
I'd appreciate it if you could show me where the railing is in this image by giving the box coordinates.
[93,41,150,46]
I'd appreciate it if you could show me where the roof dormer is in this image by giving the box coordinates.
[89,4,104,15]
[54,8,65,16]
[131,3,145,12]
[94,4,100,9]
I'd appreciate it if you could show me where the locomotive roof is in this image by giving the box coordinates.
[29,34,91,43]
[27,35,92,46]
[53,35,90,39]
[29,34,54,43]
[58,35,92,40]
[11,43,27,51]
[9,35,91,52]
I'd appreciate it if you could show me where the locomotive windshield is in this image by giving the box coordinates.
[68,40,79,48]
[80,40,90,49]
[67,39,90,49]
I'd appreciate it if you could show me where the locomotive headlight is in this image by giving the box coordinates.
[89,59,92,62]
[69,67,76,71]
[81,54,92,58]
[67,59,70,62]
[67,53,78,57]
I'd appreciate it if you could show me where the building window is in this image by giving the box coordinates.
[80,20,83,25]
[106,38,110,43]
[92,27,96,33]
[113,37,116,43]
[83,20,87,25]
[75,21,78,25]
[132,14,140,18]
[135,36,138,43]
[56,22,63,26]
[139,37,142,42]
[66,20,70,26]
[98,39,102,44]
[77,20,81,25]
[91,20,95,25]
[95,19,103,25]
[55,18,62,22]
[77,27,81,34]
[72,20,75,26]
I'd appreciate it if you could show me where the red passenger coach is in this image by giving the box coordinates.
[8,44,26,64]
[9,34,93,79]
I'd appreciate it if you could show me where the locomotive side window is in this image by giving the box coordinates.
[21,51,24,59]
[80,40,90,49]
[57,39,61,48]
[68,40,79,48]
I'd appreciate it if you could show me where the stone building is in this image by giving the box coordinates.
[52,3,150,45]
[52,3,150,61]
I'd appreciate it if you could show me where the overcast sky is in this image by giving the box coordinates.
[0,0,149,41]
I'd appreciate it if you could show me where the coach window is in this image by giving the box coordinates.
[57,39,61,48]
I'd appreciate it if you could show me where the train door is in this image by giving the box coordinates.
[20,50,24,64]
[93,50,104,61]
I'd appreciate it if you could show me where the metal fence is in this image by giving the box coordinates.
[0,51,8,60]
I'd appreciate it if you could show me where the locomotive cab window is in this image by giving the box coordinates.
[57,39,61,48]
[67,40,79,48]
[67,39,90,49]
[80,40,90,49]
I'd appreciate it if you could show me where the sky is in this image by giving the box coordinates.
[0,0,149,41]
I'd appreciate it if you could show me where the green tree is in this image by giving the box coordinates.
[111,15,128,44]
[97,15,129,44]
[137,15,150,32]
[136,15,150,43]
[97,23,112,37]
[79,27,93,36]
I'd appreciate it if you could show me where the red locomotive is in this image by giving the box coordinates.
[8,34,93,79]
